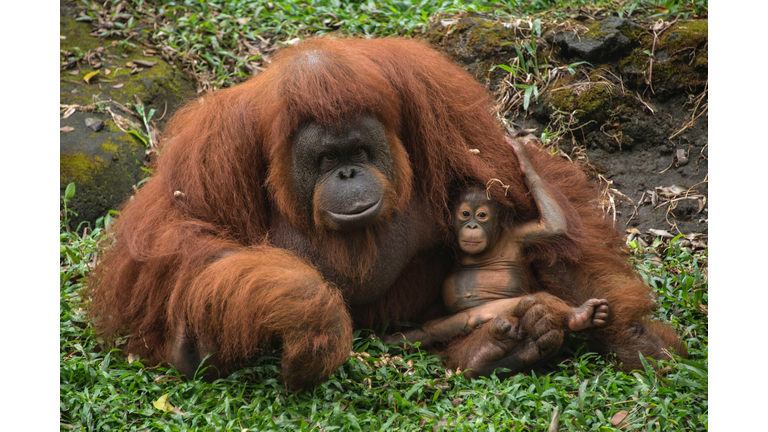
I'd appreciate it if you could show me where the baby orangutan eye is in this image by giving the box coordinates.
[477,212,487,218]
[462,211,470,217]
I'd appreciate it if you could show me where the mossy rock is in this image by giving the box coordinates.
[60,9,196,230]
[618,20,708,97]
[423,14,516,81]
[547,17,641,61]
[60,111,146,230]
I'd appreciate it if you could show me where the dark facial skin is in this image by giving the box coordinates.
[453,189,500,255]
[278,115,445,306]
[291,115,396,230]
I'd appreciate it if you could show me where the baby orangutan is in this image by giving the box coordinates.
[389,141,609,374]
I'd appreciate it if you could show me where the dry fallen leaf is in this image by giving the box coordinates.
[611,410,629,426]
[62,105,77,119]
[134,60,156,68]
[152,393,184,415]
[652,19,667,32]
[60,126,75,132]
[647,228,674,238]
[655,185,688,198]
[83,70,100,84]
[69,70,79,76]
[113,83,124,89]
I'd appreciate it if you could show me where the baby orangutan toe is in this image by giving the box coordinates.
[568,299,610,331]
[591,300,609,326]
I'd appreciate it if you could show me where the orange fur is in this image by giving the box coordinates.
[88,37,682,387]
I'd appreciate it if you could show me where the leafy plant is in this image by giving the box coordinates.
[128,101,157,147]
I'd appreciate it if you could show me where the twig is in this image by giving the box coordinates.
[669,80,708,139]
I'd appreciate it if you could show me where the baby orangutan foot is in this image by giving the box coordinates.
[568,299,610,331]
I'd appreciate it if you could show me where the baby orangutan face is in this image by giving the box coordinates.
[453,188,500,255]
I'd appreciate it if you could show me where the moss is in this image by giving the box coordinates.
[585,21,610,39]
[664,21,708,53]
[61,130,147,228]
[101,142,119,154]
[426,15,513,58]
[60,152,107,184]
[463,18,512,55]
[60,15,194,116]
[693,52,708,69]
[60,7,193,229]
[616,20,707,93]
[60,17,102,52]
[619,24,643,41]
[548,80,614,119]
[423,15,517,81]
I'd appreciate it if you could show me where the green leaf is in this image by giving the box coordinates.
[65,182,76,200]
[126,130,148,146]
[523,86,533,110]
[491,64,515,74]
[152,393,175,412]
[578,379,588,409]
[404,381,424,399]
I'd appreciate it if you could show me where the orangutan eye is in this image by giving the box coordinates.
[351,147,367,161]
[462,211,470,217]
[478,212,487,218]
[320,152,338,166]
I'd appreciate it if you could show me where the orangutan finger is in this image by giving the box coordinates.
[489,316,513,339]
[513,295,538,318]
[520,304,549,335]
[535,329,564,356]
[515,339,542,365]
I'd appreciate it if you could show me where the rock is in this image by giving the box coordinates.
[60,1,195,231]
[84,117,104,132]
[548,17,640,61]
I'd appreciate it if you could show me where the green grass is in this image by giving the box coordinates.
[61,1,707,429]
[75,0,707,89]
[60,183,707,431]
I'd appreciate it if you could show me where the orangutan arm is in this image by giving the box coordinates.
[507,138,568,244]
[168,243,353,389]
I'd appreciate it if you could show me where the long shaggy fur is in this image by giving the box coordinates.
[88,37,681,387]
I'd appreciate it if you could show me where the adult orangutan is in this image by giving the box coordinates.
[89,37,684,390]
